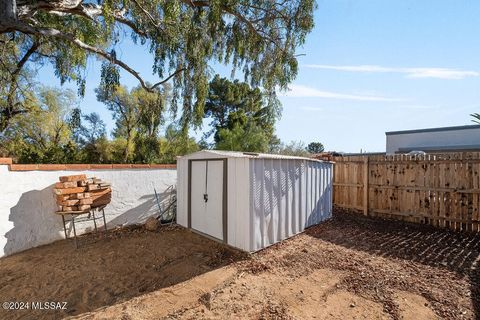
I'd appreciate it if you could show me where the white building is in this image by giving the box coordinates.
[386,125,480,154]
[176,150,333,252]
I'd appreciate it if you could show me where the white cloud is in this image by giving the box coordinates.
[300,106,324,112]
[299,104,434,111]
[303,64,480,80]
[404,68,479,79]
[280,84,401,102]
[394,104,436,110]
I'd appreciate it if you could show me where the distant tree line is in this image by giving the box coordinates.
[0,85,198,164]
[0,75,325,164]
[0,0,315,135]
[0,0,317,163]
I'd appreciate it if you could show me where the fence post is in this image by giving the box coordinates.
[363,156,369,216]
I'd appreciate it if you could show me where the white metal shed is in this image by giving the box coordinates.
[176,150,333,252]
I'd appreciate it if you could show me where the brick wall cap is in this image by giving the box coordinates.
[4,161,176,171]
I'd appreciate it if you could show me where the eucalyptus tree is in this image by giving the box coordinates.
[96,85,141,163]
[77,112,109,163]
[96,84,168,163]
[3,87,78,163]
[0,34,38,132]
[0,0,316,131]
[133,83,170,163]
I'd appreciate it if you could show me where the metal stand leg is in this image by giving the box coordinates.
[102,208,107,232]
[61,215,68,239]
[92,210,98,233]
[71,215,78,249]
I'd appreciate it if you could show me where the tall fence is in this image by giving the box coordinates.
[333,152,480,232]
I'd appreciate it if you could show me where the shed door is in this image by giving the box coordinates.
[190,160,225,241]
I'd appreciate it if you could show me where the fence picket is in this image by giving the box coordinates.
[332,152,480,232]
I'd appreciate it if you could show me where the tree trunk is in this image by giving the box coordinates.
[0,113,9,134]
[0,0,17,31]
[124,130,132,163]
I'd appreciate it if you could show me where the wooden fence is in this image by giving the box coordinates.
[333,152,480,232]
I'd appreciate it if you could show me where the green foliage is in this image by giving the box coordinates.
[205,75,280,152]
[2,0,316,132]
[159,125,200,164]
[0,34,39,132]
[1,84,201,164]
[95,82,198,164]
[80,113,107,144]
[69,108,82,134]
[1,82,319,164]
[73,111,109,163]
[133,135,161,163]
[277,140,310,157]
[96,84,168,163]
[2,87,80,163]
[216,120,270,152]
[307,142,325,154]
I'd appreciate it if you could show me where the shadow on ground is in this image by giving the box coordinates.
[305,208,480,318]
[0,226,246,320]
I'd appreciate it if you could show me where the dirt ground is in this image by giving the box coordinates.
[0,225,245,320]
[1,209,479,320]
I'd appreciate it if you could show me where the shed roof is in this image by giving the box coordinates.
[178,150,330,162]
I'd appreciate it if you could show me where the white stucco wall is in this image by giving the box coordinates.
[0,165,176,257]
[386,126,480,154]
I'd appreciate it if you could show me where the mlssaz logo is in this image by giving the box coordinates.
[32,302,67,310]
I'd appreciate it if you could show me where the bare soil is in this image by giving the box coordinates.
[1,209,479,320]
[0,225,244,320]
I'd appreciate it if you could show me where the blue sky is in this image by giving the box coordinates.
[37,0,480,152]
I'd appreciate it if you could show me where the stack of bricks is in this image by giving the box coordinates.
[54,174,112,213]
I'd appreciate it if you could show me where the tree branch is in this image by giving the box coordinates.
[179,0,283,49]
[6,40,40,117]
[150,68,185,90]
[71,5,148,37]
[129,0,165,33]
[8,21,180,92]
[11,40,39,79]
[17,1,147,37]
[1,0,293,97]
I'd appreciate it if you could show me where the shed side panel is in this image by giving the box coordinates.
[250,159,265,250]
[269,160,278,245]
[305,161,333,226]
[290,160,300,235]
[249,159,333,252]
[279,160,287,241]
[176,158,188,227]
[227,158,250,251]
[227,158,236,247]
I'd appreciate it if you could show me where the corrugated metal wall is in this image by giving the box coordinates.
[249,159,333,251]
[176,157,188,227]
[226,157,251,252]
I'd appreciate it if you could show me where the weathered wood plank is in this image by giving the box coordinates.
[333,153,480,232]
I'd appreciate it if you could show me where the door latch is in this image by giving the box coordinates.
[203,193,208,202]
